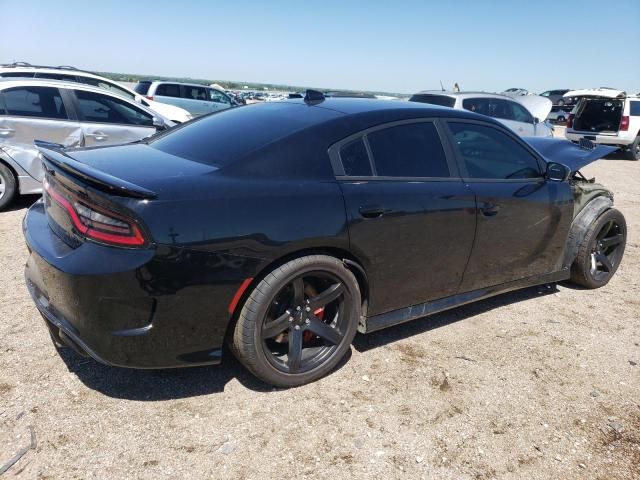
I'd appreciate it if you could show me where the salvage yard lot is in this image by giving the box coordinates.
[1,134,639,479]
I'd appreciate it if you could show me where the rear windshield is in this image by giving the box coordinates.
[409,94,455,108]
[133,82,151,95]
[149,102,341,167]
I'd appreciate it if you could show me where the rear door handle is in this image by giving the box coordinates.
[359,205,385,218]
[480,203,500,217]
[85,132,108,141]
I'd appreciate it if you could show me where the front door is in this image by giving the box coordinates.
[71,89,157,147]
[333,120,477,316]
[444,120,574,292]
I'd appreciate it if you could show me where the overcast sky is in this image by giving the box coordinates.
[2,0,639,94]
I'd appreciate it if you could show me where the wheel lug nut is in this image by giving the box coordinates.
[305,318,310,324]
[294,325,301,330]
[289,316,293,322]
[305,306,310,312]
[296,306,301,311]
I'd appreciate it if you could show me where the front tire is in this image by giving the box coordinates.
[570,208,627,288]
[232,255,361,387]
[0,163,17,210]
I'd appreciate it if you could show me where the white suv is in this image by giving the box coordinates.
[134,81,235,117]
[0,63,192,124]
[564,88,640,160]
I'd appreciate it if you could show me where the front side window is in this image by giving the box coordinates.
[340,138,372,176]
[75,90,153,126]
[509,101,534,123]
[463,98,513,120]
[449,122,541,180]
[1,86,67,119]
[155,83,181,98]
[366,122,449,177]
[77,76,135,100]
[209,89,231,105]
[183,85,208,101]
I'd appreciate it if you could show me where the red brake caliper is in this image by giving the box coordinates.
[303,307,325,342]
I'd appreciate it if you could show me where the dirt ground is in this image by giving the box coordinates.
[1,131,639,479]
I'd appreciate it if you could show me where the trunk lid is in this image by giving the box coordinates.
[564,88,626,99]
[525,137,617,172]
[514,95,553,122]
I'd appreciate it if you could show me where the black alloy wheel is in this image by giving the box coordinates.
[571,208,627,288]
[232,255,360,387]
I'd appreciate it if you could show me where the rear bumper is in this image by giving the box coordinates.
[565,131,632,147]
[23,200,261,368]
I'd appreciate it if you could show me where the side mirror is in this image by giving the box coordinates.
[546,162,571,182]
[153,117,167,131]
[533,117,540,124]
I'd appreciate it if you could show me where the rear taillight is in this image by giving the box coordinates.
[145,95,153,101]
[567,114,574,129]
[620,116,629,131]
[43,177,146,247]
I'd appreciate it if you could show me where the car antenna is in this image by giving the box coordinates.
[440,80,445,92]
[304,89,325,104]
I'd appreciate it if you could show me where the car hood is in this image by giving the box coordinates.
[514,95,552,121]
[563,88,626,99]
[524,137,618,172]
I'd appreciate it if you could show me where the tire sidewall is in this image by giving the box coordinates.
[0,163,17,210]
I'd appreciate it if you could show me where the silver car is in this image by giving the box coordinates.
[134,80,235,117]
[0,78,173,209]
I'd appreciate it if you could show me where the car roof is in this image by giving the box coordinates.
[411,90,518,100]
[142,80,213,89]
[0,77,140,98]
[0,65,103,79]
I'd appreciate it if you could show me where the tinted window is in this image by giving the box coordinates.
[134,82,151,95]
[449,122,541,179]
[155,83,181,98]
[0,72,36,78]
[75,90,153,126]
[34,72,74,81]
[509,101,534,123]
[462,98,513,120]
[340,138,372,176]
[77,76,135,100]
[630,101,640,116]
[150,102,340,167]
[367,122,449,177]
[183,85,208,100]
[1,87,67,119]
[409,94,456,108]
[209,89,231,104]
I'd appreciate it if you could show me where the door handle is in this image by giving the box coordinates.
[85,132,108,141]
[480,203,500,217]
[0,127,15,137]
[359,205,385,218]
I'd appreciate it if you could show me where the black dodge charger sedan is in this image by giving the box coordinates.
[24,94,627,387]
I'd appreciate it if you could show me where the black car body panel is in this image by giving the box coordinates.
[524,137,618,172]
[23,99,610,369]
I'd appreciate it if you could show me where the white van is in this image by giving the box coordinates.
[134,81,235,117]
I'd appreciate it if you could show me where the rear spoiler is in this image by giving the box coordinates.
[35,142,157,200]
[524,137,618,172]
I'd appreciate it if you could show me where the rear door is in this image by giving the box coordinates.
[151,83,185,110]
[0,86,81,181]
[180,85,212,116]
[332,119,477,316]
[443,120,574,292]
[71,89,157,147]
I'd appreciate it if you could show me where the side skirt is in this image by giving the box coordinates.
[360,270,570,334]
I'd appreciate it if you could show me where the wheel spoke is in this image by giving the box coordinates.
[292,277,305,306]
[307,283,344,310]
[287,327,303,373]
[597,220,614,240]
[306,316,343,345]
[600,234,623,249]
[595,253,613,272]
[262,312,291,339]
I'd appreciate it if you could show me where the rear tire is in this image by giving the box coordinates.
[627,135,640,161]
[232,255,361,387]
[0,163,17,210]
[570,208,626,289]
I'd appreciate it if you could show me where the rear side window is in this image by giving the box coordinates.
[509,101,534,123]
[449,122,541,179]
[340,138,372,176]
[134,82,151,95]
[183,85,208,100]
[34,72,75,81]
[77,76,135,100]
[630,101,640,116]
[409,94,455,108]
[463,98,513,120]
[367,122,449,177]
[0,72,36,78]
[75,90,153,126]
[1,87,68,119]
[155,83,181,98]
